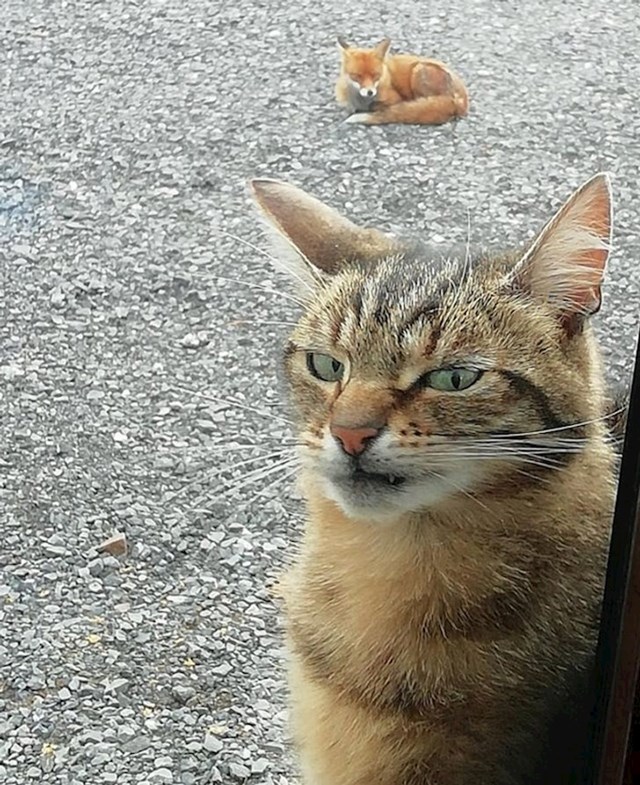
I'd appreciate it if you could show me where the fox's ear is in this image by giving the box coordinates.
[337,36,350,51]
[249,179,396,290]
[507,173,613,330]
[374,37,391,58]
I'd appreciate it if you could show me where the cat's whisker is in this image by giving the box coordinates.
[213,275,309,308]
[216,451,297,487]
[213,456,300,501]
[239,464,300,509]
[428,469,491,512]
[486,408,628,440]
[164,446,296,506]
[162,441,290,456]
[460,441,588,456]
[173,385,296,428]
[512,468,554,485]
[463,206,472,272]
[217,229,325,293]
[227,319,300,328]
[216,448,296,475]
[179,455,299,518]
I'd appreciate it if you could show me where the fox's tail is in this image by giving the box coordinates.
[357,93,467,126]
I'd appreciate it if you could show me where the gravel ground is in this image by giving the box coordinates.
[1,1,639,783]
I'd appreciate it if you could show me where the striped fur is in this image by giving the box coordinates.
[251,175,618,785]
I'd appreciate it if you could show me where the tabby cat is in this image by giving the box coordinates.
[250,174,616,785]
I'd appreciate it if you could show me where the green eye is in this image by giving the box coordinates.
[425,368,481,392]
[306,352,345,382]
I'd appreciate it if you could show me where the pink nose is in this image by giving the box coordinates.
[330,425,381,456]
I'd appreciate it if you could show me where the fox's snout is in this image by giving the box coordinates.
[359,85,377,99]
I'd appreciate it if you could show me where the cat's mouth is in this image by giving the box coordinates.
[351,468,406,488]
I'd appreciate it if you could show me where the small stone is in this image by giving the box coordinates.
[116,726,136,742]
[102,774,118,783]
[149,768,173,783]
[228,763,250,780]
[211,663,232,677]
[172,685,196,703]
[88,558,104,576]
[58,687,71,701]
[180,333,200,348]
[101,555,121,571]
[43,542,66,557]
[251,758,269,774]
[123,736,151,754]
[79,730,104,744]
[196,419,216,434]
[97,533,127,557]
[203,733,223,753]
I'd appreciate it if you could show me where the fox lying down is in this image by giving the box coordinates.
[335,37,468,126]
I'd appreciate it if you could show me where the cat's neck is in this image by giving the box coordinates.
[298,451,613,609]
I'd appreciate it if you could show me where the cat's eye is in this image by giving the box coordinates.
[306,352,345,382]
[424,368,481,392]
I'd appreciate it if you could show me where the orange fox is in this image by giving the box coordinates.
[335,36,468,126]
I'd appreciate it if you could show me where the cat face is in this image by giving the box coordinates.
[251,176,612,521]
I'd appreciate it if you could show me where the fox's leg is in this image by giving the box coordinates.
[376,85,403,105]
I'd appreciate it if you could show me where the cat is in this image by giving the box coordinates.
[335,37,468,126]
[250,174,617,785]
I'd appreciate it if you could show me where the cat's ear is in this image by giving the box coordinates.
[250,179,396,288]
[374,37,391,58]
[508,173,612,327]
[337,36,350,51]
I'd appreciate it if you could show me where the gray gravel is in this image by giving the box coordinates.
[1,1,639,783]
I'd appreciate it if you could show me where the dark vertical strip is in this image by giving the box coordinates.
[589,331,640,785]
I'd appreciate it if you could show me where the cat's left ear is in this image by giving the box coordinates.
[509,173,613,327]
[250,178,396,290]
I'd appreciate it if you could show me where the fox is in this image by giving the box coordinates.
[335,36,469,126]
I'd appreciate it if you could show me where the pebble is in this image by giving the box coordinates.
[172,685,196,703]
[252,758,270,774]
[97,533,128,556]
[123,737,152,754]
[149,768,173,784]
[228,763,250,780]
[203,733,223,754]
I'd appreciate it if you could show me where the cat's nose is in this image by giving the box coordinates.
[330,424,381,456]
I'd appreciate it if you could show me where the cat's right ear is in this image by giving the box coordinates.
[249,179,396,289]
[337,36,350,51]
[506,173,613,330]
